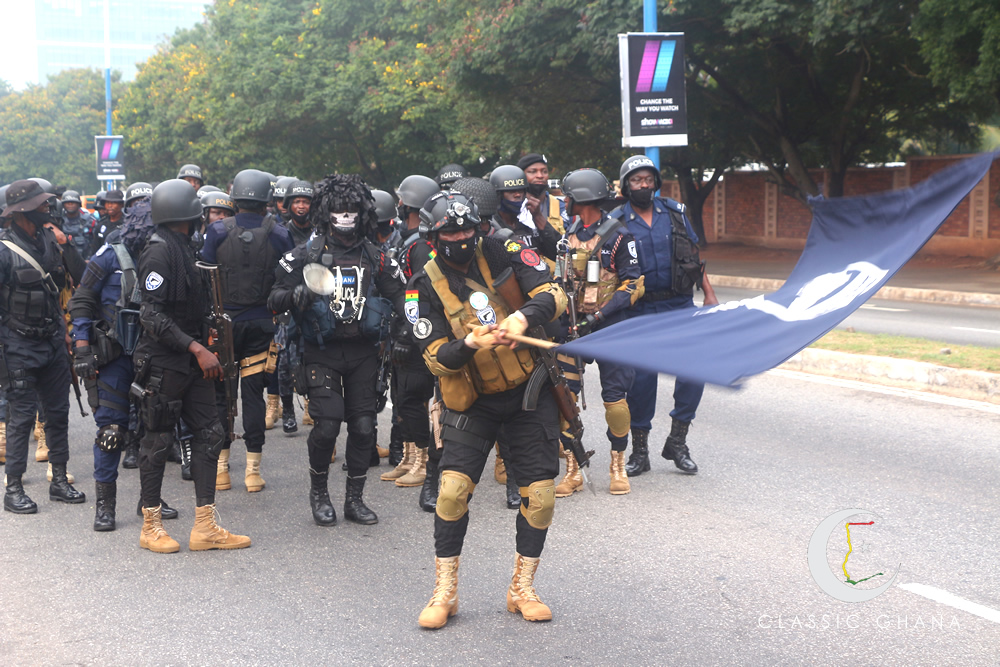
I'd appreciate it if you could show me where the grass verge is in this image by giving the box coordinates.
[812,330,1000,373]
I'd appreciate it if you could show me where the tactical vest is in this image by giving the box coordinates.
[299,236,390,346]
[565,217,624,314]
[611,200,702,295]
[546,194,566,235]
[424,248,535,410]
[395,229,432,280]
[215,216,277,309]
[109,242,142,356]
[62,215,90,257]
[0,231,64,338]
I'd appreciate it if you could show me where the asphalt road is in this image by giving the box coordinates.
[712,286,1000,348]
[2,370,999,665]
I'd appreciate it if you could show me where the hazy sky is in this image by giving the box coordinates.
[1,1,39,90]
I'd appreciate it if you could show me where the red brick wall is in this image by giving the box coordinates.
[723,172,765,237]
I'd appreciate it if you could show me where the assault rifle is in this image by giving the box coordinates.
[555,237,586,410]
[196,261,239,441]
[491,267,595,494]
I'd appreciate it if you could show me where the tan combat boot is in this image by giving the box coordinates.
[417,556,460,629]
[139,505,180,553]
[189,504,251,551]
[34,419,48,462]
[46,462,75,484]
[263,394,280,430]
[507,553,552,621]
[216,449,231,491]
[381,442,414,481]
[494,445,507,485]
[245,452,265,492]
[609,450,631,495]
[0,421,6,464]
[376,444,390,458]
[395,445,428,487]
[302,399,314,426]
[555,451,582,497]
[330,444,337,464]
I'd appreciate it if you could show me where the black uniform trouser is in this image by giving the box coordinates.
[139,363,223,508]
[560,355,635,452]
[3,336,70,478]
[394,364,435,449]
[435,382,560,559]
[216,317,274,454]
[304,339,379,478]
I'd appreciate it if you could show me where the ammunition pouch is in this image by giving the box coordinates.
[92,321,123,367]
[360,294,393,342]
[84,376,100,411]
[138,368,181,431]
[114,308,142,357]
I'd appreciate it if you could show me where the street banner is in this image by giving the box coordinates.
[561,152,997,386]
[95,135,125,180]
[618,32,688,148]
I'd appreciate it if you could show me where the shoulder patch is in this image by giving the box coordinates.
[95,244,110,257]
[627,240,637,258]
[412,318,433,340]
[519,248,540,267]
[505,239,522,252]
[144,271,164,291]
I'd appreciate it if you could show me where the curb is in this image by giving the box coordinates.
[778,348,1000,405]
[708,274,1000,308]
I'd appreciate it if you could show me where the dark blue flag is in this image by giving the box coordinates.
[560,152,996,386]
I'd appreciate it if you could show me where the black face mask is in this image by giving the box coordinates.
[629,188,655,209]
[24,210,51,227]
[439,234,477,264]
[291,210,311,225]
[499,196,523,216]
[526,182,547,197]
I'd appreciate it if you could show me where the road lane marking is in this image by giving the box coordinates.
[859,304,910,312]
[952,326,1000,336]
[766,369,1000,415]
[899,583,1000,624]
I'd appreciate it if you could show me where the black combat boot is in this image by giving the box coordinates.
[309,468,336,526]
[136,497,179,520]
[282,404,298,434]
[4,475,37,514]
[419,455,439,513]
[388,425,404,467]
[93,481,116,531]
[661,418,698,474]
[344,475,378,525]
[625,428,651,477]
[505,474,521,510]
[49,463,86,503]
[121,435,139,469]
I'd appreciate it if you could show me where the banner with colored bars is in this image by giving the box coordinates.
[95,135,126,180]
[618,32,688,148]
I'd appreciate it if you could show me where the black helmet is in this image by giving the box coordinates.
[489,165,527,193]
[197,184,222,196]
[561,168,610,204]
[151,179,203,225]
[261,171,277,192]
[619,154,661,197]
[95,191,107,209]
[29,177,55,194]
[370,189,396,224]
[450,177,499,218]
[61,190,82,205]
[125,181,153,205]
[201,191,235,215]
[396,174,440,209]
[231,169,273,203]
[273,176,296,202]
[420,191,480,234]
[436,163,468,187]
[282,179,314,207]
[177,163,204,183]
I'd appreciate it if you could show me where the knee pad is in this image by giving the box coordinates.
[96,424,126,453]
[141,431,174,466]
[195,422,226,458]
[435,470,475,522]
[603,399,631,439]
[311,418,341,444]
[347,415,374,438]
[518,479,555,530]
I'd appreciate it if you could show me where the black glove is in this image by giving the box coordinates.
[73,344,98,380]
[292,284,315,312]
[391,340,413,364]
[575,312,601,335]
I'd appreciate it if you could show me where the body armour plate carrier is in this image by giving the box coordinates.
[565,217,624,314]
[0,231,64,337]
[216,216,277,309]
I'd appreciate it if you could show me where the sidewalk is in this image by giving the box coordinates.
[699,243,1000,404]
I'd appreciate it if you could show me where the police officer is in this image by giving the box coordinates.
[281,179,315,248]
[134,179,250,553]
[517,153,568,233]
[0,180,87,513]
[177,164,204,190]
[436,163,468,190]
[488,165,560,261]
[268,174,406,527]
[124,182,154,214]
[90,189,126,255]
[380,175,439,495]
[60,190,93,260]
[201,169,294,494]
[611,155,719,476]
[68,203,179,530]
[272,176,296,225]
[553,168,643,496]
[371,189,399,250]
[408,191,567,629]
[201,191,235,226]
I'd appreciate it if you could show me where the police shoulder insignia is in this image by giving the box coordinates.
[505,239,522,252]
[412,317,433,340]
[627,240,637,258]
[144,271,164,291]
[404,300,420,324]
[519,248,540,267]
[95,244,110,257]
